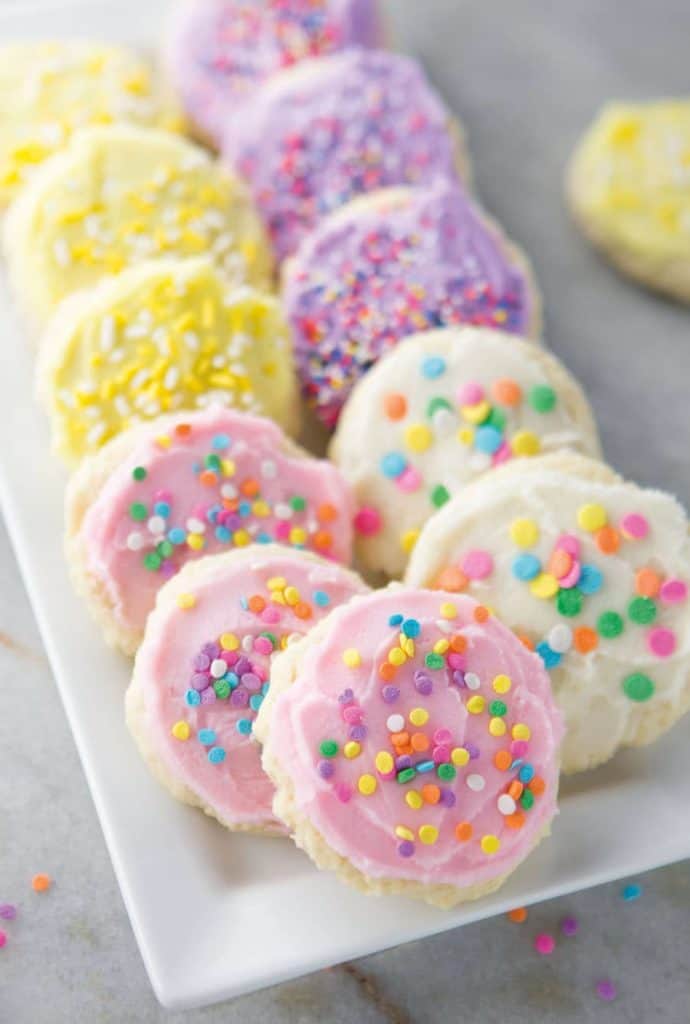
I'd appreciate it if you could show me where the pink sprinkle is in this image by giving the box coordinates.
[511,740,528,758]
[342,705,364,725]
[154,490,173,504]
[462,549,494,580]
[458,381,485,406]
[556,533,581,557]
[397,466,423,493]
[559,560,581,589]
[334,782,353,803]
[596,980,618,1002]
[621,513,649,540]
[253,636,273,656]
[432,744,450,764]
[261,607,281,624]
[534,933,555,955]
[647,627,676,658]
[275,521,290,541]
[660,579,688,605]
[433,728,453,745]
[354,506,382,537]
[447,652,466,671]
[492,441,512,465]
[0,931,6,949]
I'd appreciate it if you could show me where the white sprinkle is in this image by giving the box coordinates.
[286,632,302,646]
[187,517,206,534]
[183,331,200,351]
[210,659,227,679]
[386,714,405,733]
[126,532,144,551]
[53,238,71,267]
[86,422,106,445]
[274,503,293,520]
[147,516,166,535]
[131,369,150,390]
[435,619,454,634]
[241,635,254,653]
[467,774,485,792]
[497,794,517,816]
[114,395,131,417]
[221,483,237,499]
[164,367,180,391]
[465,672,481,691]
[261,460,277,479]
[432,409,457,435]
[548,624,573,653]
[469,452,492,472]
[99,316,115,352]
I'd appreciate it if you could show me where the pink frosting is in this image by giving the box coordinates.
[133,547,368,830]
[267,588,563,885]
[79,406,354,635]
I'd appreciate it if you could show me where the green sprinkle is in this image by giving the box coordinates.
[431,484,450,509]
[486,407,507,431]
[520,789,535,810]
[628,596,657,625]
[557,588,583,617]
[290,495,306,511]
[425,652,445,670]
[130,501,147,522]
[427,396,453,419]
[622,672,655,702]
[597,610,624,638]
[529,384,557,413]
[259,631,277,650]
[156,540,173,558]
[204,453,221,471]
[213,680,230,699]
[489,700,507,717]
[143,552,161,571]
[397,768,417,784]
[319,740,338,758]
[132,466,147,481]
[437,763,456,781]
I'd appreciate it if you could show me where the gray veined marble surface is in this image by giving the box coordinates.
[3,0,690,1021]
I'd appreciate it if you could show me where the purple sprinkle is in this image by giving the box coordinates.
[318,760,335,779]
[241,672,261,692]
[161,560,176,579]
[439,788,456,808]
[200,686,216,705]
[465,742,480,760]
[191,672,209,691]
[560,916,579,937]
[338,688,355,704]
[452,670,466,687]
[596,980,617,1002]
[381,685,400,704]
[349,724,367,741]
[193,653,210,671]
[398,840,415,858]
[0,904,16,921]
[235,656,252,676]
[230,686,249,707]
[201,642,220,659]
[395,755,412,770]
[414,673,433,696]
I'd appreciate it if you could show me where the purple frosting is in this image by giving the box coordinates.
[283,181,535,427]
[223,48,462,260]
[167,0,383,146]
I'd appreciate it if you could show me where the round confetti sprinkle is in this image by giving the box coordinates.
[507,907,528,923]
[528,384,556,412]
[0,905,17,921]
[622,672,655,702]
[577,503,607,531]
[621,882,642,901]
[534,933,555,955]
[510,518,539,548]
[647,627,676,657]
[628,596,657,624]
[513,553,541,581]
[422,355,446,379]
[596,980,618,1002]
[560,915,579,936]
[620,513,649,540]
[31,874,51,893]
[462,549,494,580]
[597,611,624,638]
[660,579,688,605]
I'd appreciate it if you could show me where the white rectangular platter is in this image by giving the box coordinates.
[2,0,690,1011]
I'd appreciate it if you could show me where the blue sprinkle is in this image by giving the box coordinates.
[513,553,541,581]
[261,682,270,695]
[168,527,186,545]
[474,425,503,455]
[238,501,252,518]
[249,694,264,712]
[192,460,201,474]
[509,759,524,771]
[380,452,407,479]
[198,728,216,746]
[153,501,170,518]
[388,613,404,626]
[622,883,642,901]
[212,433,230,451]
[207,506,219,524]
[185,689,201,707]
[240,596,248,610]
[421,355,446,379]
[402,618,421,638]
[215,526,231,543]
[208,746,226,764]
[256,532,271,544]
[226,672,239,689]
[519,763,535,783]
[536,642,562,669]
[579,564,604,595]
[236,718,252,735]
[416,760,435,773]
[313,590,330,607]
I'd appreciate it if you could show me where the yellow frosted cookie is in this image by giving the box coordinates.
[0,41,183,209]
[36,256,298,462]
[5,125,273,328]
[568,100,690,301]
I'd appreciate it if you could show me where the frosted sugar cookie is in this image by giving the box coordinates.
[406,453,690,773]
[37,257,298,463]
[255,586,562,905]
[4,126,272,328]
[568,101,690,301]
[331,328,601,578]
[224,49,468,260]
[166,0,383,147]
[282,182,541,428]
[0,40,182,209]
[67,406,354,655]
[126,546,367,832]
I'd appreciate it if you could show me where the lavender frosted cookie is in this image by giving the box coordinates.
[165,0,383,148]
[224,49,469,261]
[282,183,542,428]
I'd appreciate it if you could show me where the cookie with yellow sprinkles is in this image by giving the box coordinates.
[0,40,183,210]
[406,452,690,774]
[36,256,298,463]
[254,585,562,906]
[4,125,272,329]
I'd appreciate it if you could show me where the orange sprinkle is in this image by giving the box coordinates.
[379,662,396,681]
[433,566,468,592]
[529,776,546,795]
[313,529,332,551]
[32,874,51,893]
[505,812,526,830]
[596,525,621,554]
[507,906,528,923]
[391,731,410,746]
[636,567,661,598]
[573,626,598,654]
[422,784,441,804]
[174,423,191,437]
[518,633,535,651]
[494,750,511,772]
[492,378,522,406]
[317,503,338,523]
[548,549,572,578]
[199,469,218,486]
[411,732,430,752]
[241,478,260,498]
[450,634,467,653]
[508,780,524,800]
[397,743,414,756]
[383,393,407,420]
[473,605,489,623]
[222,497,239,511]
[294,602,312,620]
[455,821,473,841]
[248,595,266,613]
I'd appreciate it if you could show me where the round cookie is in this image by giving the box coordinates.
[36,257,298,463]
[331,328,602,578]
[126,545,368,833]
[405,452,690,774]
[254,586,563,907]
[4,126,272,330]
[282,182,542,428]
[0,40,182,209]
[568,100,690,302]
[67,406,355,655]
[165,0,383,148]
[223,49,469,261]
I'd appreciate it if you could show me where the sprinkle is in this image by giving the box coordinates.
[466,695,486,714]
[512,553,541,581]
[176,592,196,610]
[596,980,618,1002]
[622,882,642,901]
[660,579,688,605]
[578,564,603,594]
[492,674,512,694]
[320,740,338,758]
[465,672,481,690]
[455,821,473,841]
[451,747,470,766]
[422,355,446,379]
[343,741,361,759]
[386,714,405,733]
[620,513,649,540]
[462,549,494,580]
[560,915,579,936]
[480,834,500,854]
[0,905,16,921]
[597,611,624,638]
[534,933,555,955]
[383,393,407,419]
[512,723,531,740]
[375,751,394,775]
[628,596,657,624]
[528,384,556,412]
[530,573,559,599]
[32,874,51,893]
[577,503,608,532]
[171,721,190,741]
[622,672,655,701]
[510,518,539,548]
[647,627,676,657]
[342,648,361,668]
[507,907,528,923]
[409,707,429,726]
[358,774,377,796]
[511,430,540,456]
[354,506,382,536]
[467,773,485,792]
[406,790,423,809]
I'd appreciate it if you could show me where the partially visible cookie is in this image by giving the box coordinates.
[36,257,298,463]
[331,327,602,578]
[126,545,368,833]
[406,453,690,773]
[67,406,354,655]
[568,100,690,301]
[255,585,563,907]
[4,126,272,329]
[223,49,469,260]
[282,183,542,428]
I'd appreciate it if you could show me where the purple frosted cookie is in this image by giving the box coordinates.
[166,0,383,147]
[223,49,468,261]
[282,183,542,428]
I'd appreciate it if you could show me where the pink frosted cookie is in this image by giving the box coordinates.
[126,546,368,833]
[223,49,468,261]
[282,183,542,428]
[67,406,355,655]
[255,586,563,905]
[165,0,383,147]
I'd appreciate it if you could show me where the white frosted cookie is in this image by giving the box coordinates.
[4,125,272,329]
[405,452,690,774]
[0,40,182,209]
[568,100,690,301]
[331,328,601,578]
[37,257,298,463]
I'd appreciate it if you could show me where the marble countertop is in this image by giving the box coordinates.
[3,0,690,1021]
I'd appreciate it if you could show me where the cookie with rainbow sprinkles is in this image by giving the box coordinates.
[4,125,272,329]
[282,182,542,428]
[126,545,368,833]
[223,48,468,260]
[331,327,601,578]
[255,586,562,906]
[37,257,298,463]
[406,452,690,774]
[67,406,355,655]
[165,0,383,147]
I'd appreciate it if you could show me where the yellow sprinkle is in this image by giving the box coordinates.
[418,824,439,845]
[439,602,457,619]
[511,430,541,456]
[342,648,361,668]
[267,577,287,591]
[171,721,190,741]
[221,458,236,476]
[489,717,507,737]
[577,502,608,532]
[395,826,415,842]
[343,741,361,759]
[375,751,394,775]
[481,834,501,855]
[510,518,539,548]
[405,791,424,810]
[358,774,377,796]
[289,527,307,545]
[401,636,415,657]
[233,529,251,547]
[176,592,196,610]
[409,707,429,727]
[609,118,640,146]
[186,533,204,551]
[284,586,300,606]
[220,633,239,651]
[252,500,270,517]
[458,427,475,445]
[529,573,559,599]
[467,695,486,715]
[493,674,512,694]
[451,746,470,766]
[400,529,420,554]
[404,423,433,453]
[433,638,450,655]
[512,723,531,741]
[388,647,407,666]
[462,400,491,424]
[271,590,286,605]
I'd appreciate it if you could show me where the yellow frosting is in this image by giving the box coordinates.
[0,41,183,208]
[5,126,273,326]
[571,100,690,257]
[37,257,298,462]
